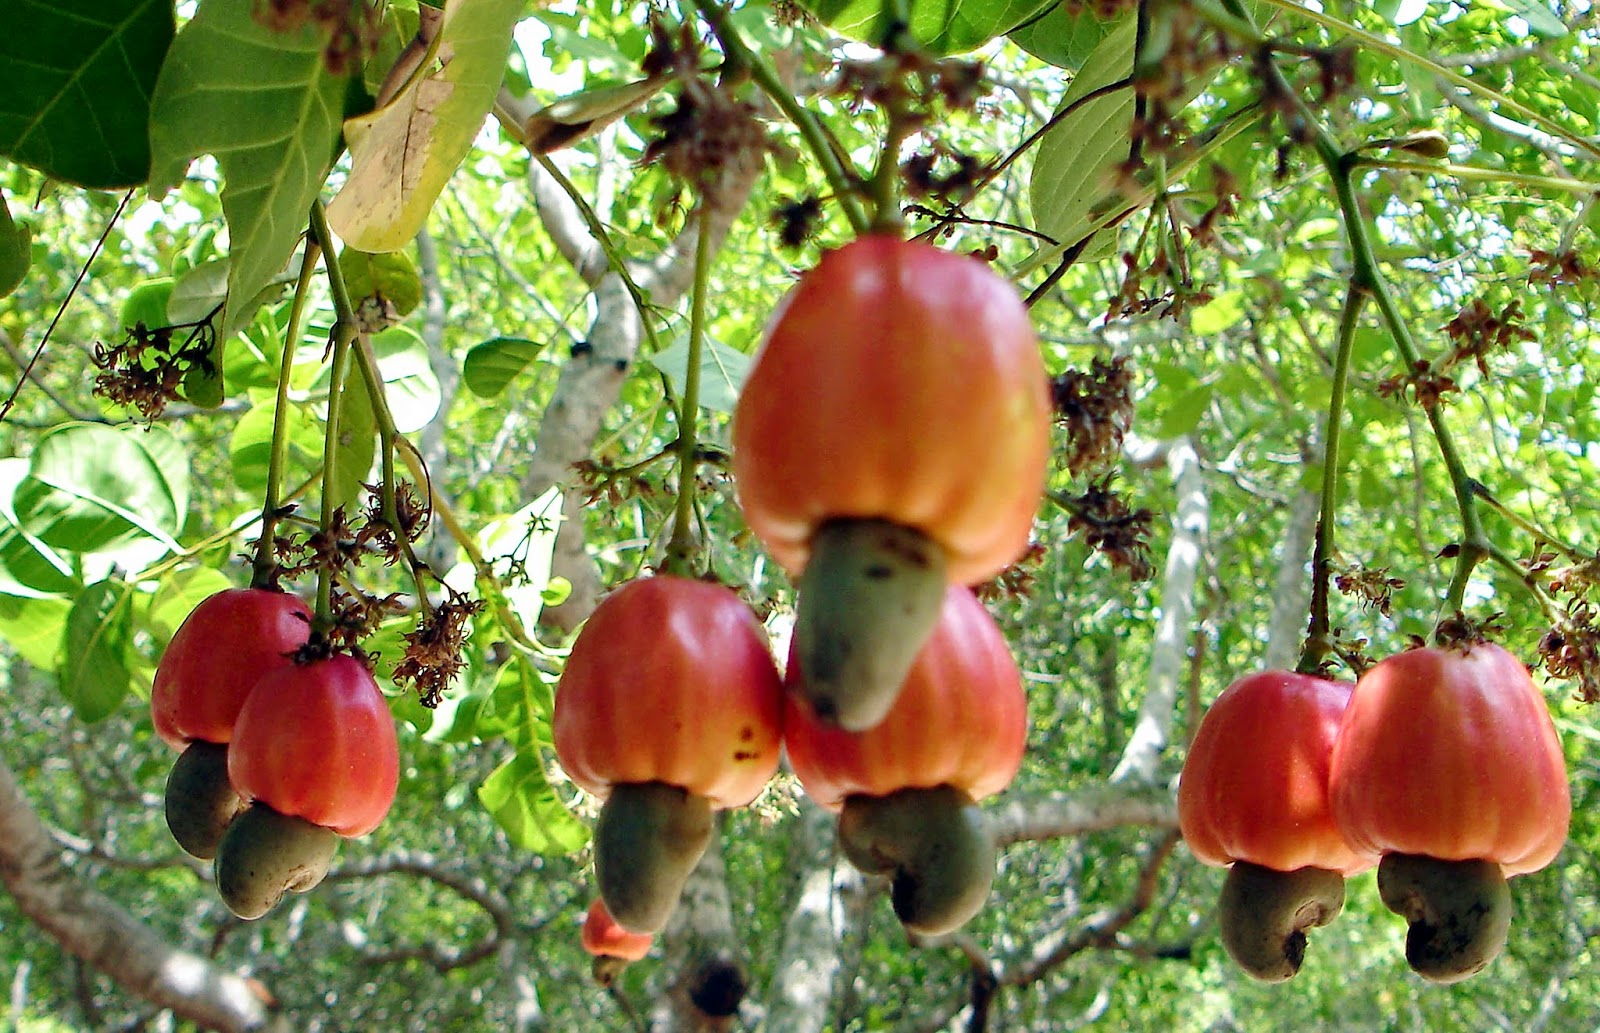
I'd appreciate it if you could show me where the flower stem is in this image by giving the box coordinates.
[1250,43,1489,640]
[309,202,435,613]
[252,229,321,590]
[1299,286,1364,674]
[663,206,715,575]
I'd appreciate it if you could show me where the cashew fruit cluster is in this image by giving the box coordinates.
[1181,642,1569,983]
[153,588,400,920]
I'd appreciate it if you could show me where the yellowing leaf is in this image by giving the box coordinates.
[326,0,525,252]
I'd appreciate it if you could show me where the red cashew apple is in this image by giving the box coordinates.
[1329,641,1570,982]
[151,587,311,860]
[582,897,653,986]
[785,586,1027,935]
[733,235,1050,731]
[553,575,784,934]
[215,653,400,919]
[1179,671,1377,981]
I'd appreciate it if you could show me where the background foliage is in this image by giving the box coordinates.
[1,0,1598,1029]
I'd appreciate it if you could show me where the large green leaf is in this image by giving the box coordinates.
[0,460,77,599]
[148,0,346,341]
[0,193,29,299]
[13,423,188,555]
[229,398,322,498]
[59,578,134,723]
[147,567,233,645]
[462,336,545,398]
[799,0,1053,54]
[0,594,71,670]
[326,0,525,251]
[0,0,174,188]
[1028,17,1138,249]
[478,752,589,854]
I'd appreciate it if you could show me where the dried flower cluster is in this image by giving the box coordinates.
[1377,360,1460,409]
[1528,248,1594,287]
[92,321,215,420]
[640,21,768,203]
[976,541,1048,602]
[1440,297,1535,377]
[1333,563,1406,617]
[1063,477,1154,580]
[1052,356,1136,477]
[391,592,487,708]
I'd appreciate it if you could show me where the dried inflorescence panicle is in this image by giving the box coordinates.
[1064,477,1154,580]
[1051,356,1136,477]
[391,592,487,708]
[1440,298,1535,376]
[92,321,216,420]
[1332,563,1406,617]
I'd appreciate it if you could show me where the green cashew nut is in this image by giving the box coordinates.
[838,785,996,936]
[1217,861,1346,982]
[165,740,247,860]
[595,781,714,935]
[214,802,338,920]
[795,519,948,731]
[1377,853,1512,984]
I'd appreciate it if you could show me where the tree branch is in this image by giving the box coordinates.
[989,785,1178,846]
[0,754,283,1032]
[1112,441,1208,784]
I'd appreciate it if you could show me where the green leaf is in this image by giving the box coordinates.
[339,248,422,319]
[120,279,174,331]
[148,0,346,341]
[798,0,1055,54]
[647,336,754,415]
[1481,0,1568,36]
[0,460,77,599]
[229,398,321,498]
[0,0,174,188]
[326,0,525,251]
[14,423,188,554]
[369,326,442,433]
[462,337,545,397]
[0,194,29,299]
[1028,17,1138,250]
[0,594,70,670]
[59,579,134,723]
[1010,4,1119,69]
[478,751,589,854]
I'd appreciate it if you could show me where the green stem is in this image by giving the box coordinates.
[1471,482,1592,564]
[687,0,871,236]
[664,206,715,575]
[251,230,322,589]
[1351,156,1600,197]
[1299,286,1365,674]
[306,210,356,635]
[530,153,663,357]
[1254,39,1489,635]
[310,202,436,612]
